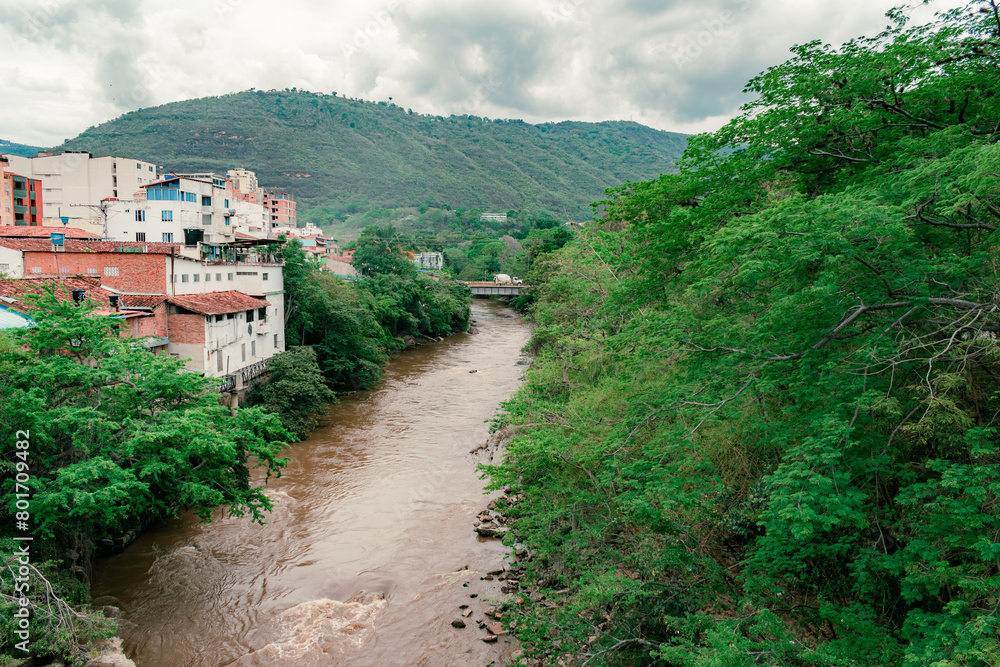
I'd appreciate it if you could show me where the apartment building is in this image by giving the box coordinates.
[0,157,44,227]
[3,152,157,234]
[104,175,238,246]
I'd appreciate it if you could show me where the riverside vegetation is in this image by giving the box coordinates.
[486,4,1000,666]
[0,233,471,665]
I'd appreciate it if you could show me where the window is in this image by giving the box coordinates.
[104,266,119,276]
[226,313,235,320]
[149,165,153,172]
[185,192,197,203]
[205,273,211,282]
[137,163,141,169]
[215,314,224,322]
[31,267,41,274]
[257,307,266,321]
[228,273,233,280]
[246,309,255,323]
[224,199,229,208]
[202,214,212,226]
[181,274,188,283]
[251,340,255,357]
[162,210,173,221]
[87,267,98,275]
[193,274,200,282]
[162,232,173,242]
[263,272,269,281]
[216,273,222,281]
[241,343,246,362]
[59,267,69,274]
[217,353,223,372]
[274,334,278,347]
[224,216,231,226]
[202,196,212,206]
[136,232,146,242]
[135,210,145,222]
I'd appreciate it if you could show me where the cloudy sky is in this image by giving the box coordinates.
[0,0,969,146]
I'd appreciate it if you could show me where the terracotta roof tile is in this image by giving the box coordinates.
[0,277,115,308]
[119,295,167,309]
[167,290,268,316]
[0,239,181,253]
[0,227,97,239]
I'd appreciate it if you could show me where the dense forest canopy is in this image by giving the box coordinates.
[489,2,1000,665]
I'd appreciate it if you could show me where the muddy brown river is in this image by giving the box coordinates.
[91,301,529,666]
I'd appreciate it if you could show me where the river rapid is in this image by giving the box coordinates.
[90,300,530,666]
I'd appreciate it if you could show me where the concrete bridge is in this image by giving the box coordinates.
[464,281,529,296]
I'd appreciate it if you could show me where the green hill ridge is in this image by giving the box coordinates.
[51,90,688,221]
[0,139,45,157]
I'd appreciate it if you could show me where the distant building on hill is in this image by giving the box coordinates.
[3,152,157,235]
[413,251,443,270]
[480,212,507,223]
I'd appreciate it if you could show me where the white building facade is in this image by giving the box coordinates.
[4,152,158,234]
[105,175,238,247]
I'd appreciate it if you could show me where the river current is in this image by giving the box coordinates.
[90,300,529,666]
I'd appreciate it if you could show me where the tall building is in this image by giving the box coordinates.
[227,168,258,195]
[0,157,44,227]
[226,168,297,234]
[3,152,157,234]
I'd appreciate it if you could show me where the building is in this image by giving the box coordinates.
[264,190,296,228]
[226,168,296,235]
[3,152,157,234]
[227,168,258,195]
[0,276,169,354]
[413,252,443,270]
[0,237,286,385]
[0,157,13,227]
[104,175,239,246]
[480,213,508,223]
[0,157,44,227]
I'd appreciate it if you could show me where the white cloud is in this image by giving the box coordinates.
[0,0,973,146]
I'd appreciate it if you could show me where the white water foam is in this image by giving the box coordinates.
[229,595,387,666]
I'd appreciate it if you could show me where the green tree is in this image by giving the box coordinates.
[246,347,336,439]
[487,4,1000,665]
[0,287,291,664]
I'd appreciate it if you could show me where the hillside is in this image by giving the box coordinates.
[52,91,688,220]
[0,138,45,157]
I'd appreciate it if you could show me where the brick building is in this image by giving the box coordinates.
[0,276,169,354]
[0,238,285,383]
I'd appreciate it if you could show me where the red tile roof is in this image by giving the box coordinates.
[167,291,268,316]
[118,294,167,309]
[0,227,97,239]
[0,277,115,308]
[0,239,180,253]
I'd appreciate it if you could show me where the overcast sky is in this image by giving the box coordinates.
[0,0,969,146]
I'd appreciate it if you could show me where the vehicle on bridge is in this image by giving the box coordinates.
[493,273,512,285]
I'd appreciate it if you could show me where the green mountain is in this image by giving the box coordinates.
[52,91,688,220]
[0,139,45,157]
